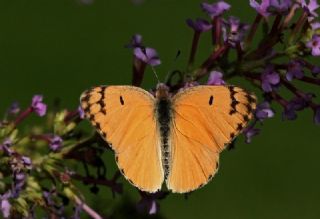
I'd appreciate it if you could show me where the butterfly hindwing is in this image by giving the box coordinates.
[166,85,256,193]
[80,86,164,193]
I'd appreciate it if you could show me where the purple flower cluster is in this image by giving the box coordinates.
[126,0,320,146]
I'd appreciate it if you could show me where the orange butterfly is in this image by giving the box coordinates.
[80,83,256,193]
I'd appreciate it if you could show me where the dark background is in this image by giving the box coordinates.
[0,0,319,218]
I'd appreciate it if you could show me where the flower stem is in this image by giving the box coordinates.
[270,15,282,36]
[299,76,320,86]
[74,195,104,219]
[132,58,147,87]
[245,13,262,49]
[187,31,201,68]
[14,107,33,127]
[212,17,222,47]
[194,44,229,80]
[288,11,308,45]
[282,4,298,29]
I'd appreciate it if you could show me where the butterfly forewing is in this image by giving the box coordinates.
[166,85,256,193]
[80,86,164,193]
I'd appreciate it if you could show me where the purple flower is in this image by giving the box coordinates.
[49,135,63,152]
[0,192,11,218]
[282,94,313,120]
[137,198,159,215]
[201,1,231,18]
[314,106,320,124]
[31,95,47,117]
[186,18,212,32]
[223,16,250,46]
[7,102,20,115]
[0,139,13,155]
[126,34,143,48]
[73,204,82,219]
[21,156,32,168]
[311,22,320,30]
[134,47,161,66]
[268,0,292,14]
[300,0,319,18]
[12,172,27,197]
[207,71,226,85]
[306,34,320,56]
[312,65,320,76]
[255,102,275,121]
[250,0,271,17]
[286,60,304,81]
[137,191,168,215]
[78,106,85,119]
[243,126,260,143]
[261,65,280,92]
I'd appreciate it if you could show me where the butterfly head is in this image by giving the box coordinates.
[155,83,170,99]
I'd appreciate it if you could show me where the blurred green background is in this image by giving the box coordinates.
[0,0,319,218]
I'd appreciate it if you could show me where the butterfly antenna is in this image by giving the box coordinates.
[151,66,161,84]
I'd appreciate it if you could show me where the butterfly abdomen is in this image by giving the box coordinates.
[156,98,172,179]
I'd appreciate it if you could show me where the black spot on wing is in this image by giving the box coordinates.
[229,109,237,115]
[209,95,214,105]
[236,123,243,131]
[97,86,107,114]
[228,86,239,115]
[120,96,124,105]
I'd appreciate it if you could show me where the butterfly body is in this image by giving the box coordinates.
[80,84,256,193]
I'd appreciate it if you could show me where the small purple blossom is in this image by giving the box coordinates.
[137,191,168,215]
[286,60,304,81]
[201,1,231,18]
[269,0,292,14]
[261,65,280,92]
[0,192,11,218]
[12,172,27,197]
[78,106,85,119]
[306,34,320,56]
[21,156,32,168]
[49,136,63,152]
[186,18,212,32]
[282,94,313,120]
[311,21,320,30]
[126,34,143,48]
[300,0,319,18]
[223,16,250,46]
[250,0,271,17]
[314,106,320,124]
[137,197,159,215]
[31,95,47,117]
[243,126,260,143]
[255,102,275,121]
[0,139,13,155]
[134,47,161,66]
[312,65,320,76]
[7,102,20,115]
[207,71,226,85]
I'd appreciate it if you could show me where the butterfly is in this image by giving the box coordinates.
[80,83,256,193]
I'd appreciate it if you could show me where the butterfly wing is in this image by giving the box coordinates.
[80,86,164,193]
[167,85,256,193]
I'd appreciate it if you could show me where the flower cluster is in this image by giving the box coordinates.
[1,0,320,218]
[127,0,320,144]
